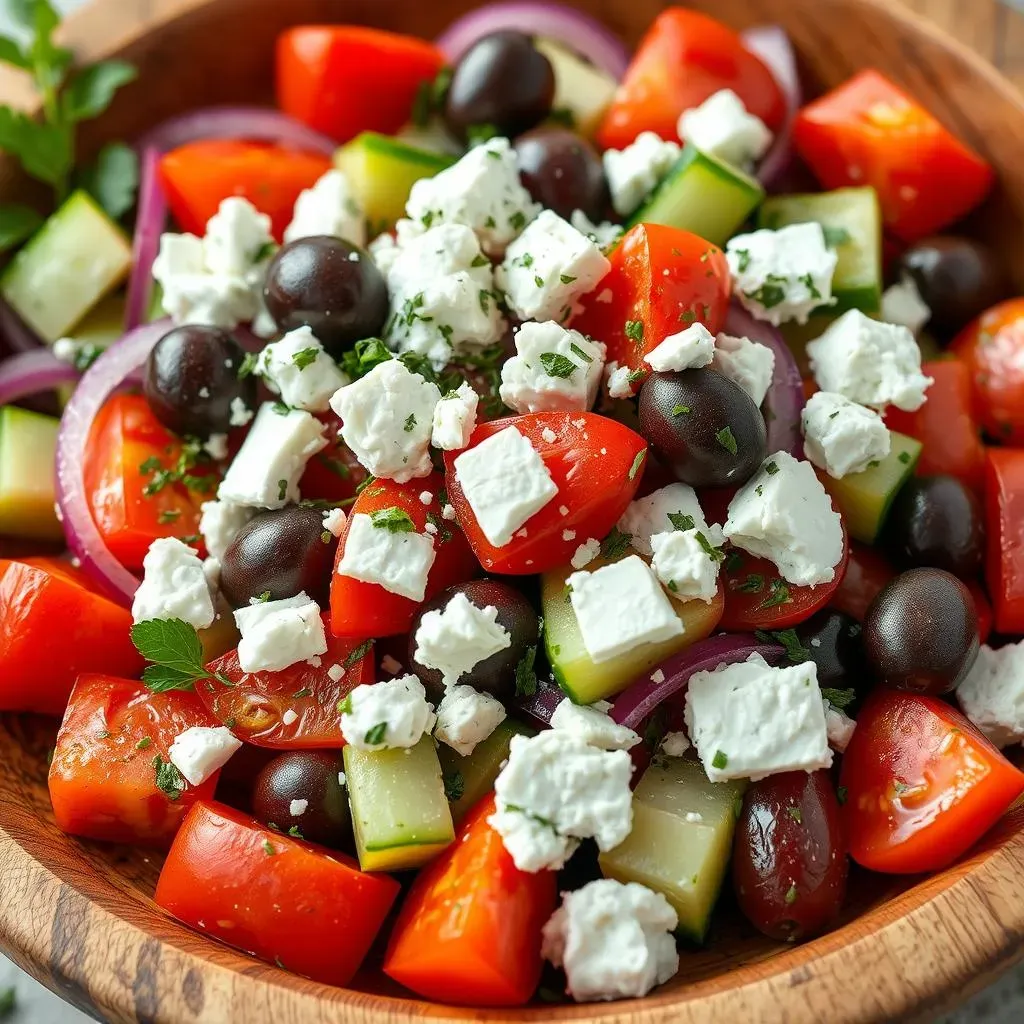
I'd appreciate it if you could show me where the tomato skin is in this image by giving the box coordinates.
[49,675,220,846]
[597,9,786,149]
[967,579,993,646]
[829,541,895,622]
[159,140,332,240]
[841,690,1024,873]
[572,225,730,384]
[793,70,994,242]
[443,412,647,575]
[383,794,557,1006]
[276,27,444,143]
[0,560,143,715]
[155,800,399,984]
[983,448,1024,634]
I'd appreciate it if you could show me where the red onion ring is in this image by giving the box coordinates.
[0,347,80,405]
[124,147,165,332]
[514,681,567,730]
[436,2,630,79]
[0,297,45,353]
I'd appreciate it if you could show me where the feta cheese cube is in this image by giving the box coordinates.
[603,131,681,217]
[199,500,254,564]
[233,592,328,674]
[283,169,365,247]
[497,210,611,323]
[336,512,436,601]
[255,326,349,413]
[727,223,838,326]
[713,332,776,407]
[413,591,512,688]
[132,538,215,629]
[660,731,690,757]
[433,684,507,756]
[322,507,347,537]
[153,241,256,329]
[685,653,833,781]
[570,209,624,248]
[650,525,725,604]
[499,320,606,414]
[218,404,327,508]
[568,556,683,664]
[168,726,242,786]
[203,197,274,276]
[229,397,254,427]
[724,451,844,587]
[957,642,1024,748]
[453,426,558,547]
[570,538,601,569]
[801,391,891,478]
[881,275,931,335]
[431,381,478,451]
[644,323,716,372]
[678,89,774,170]
[823,700,857,753]
[550,698,640,750]
[340,674,436,750]
[289,798,308,816]
[806,309,933,411]
[619,483,708,557]
[331,359,440,483]
[605,361,636,400]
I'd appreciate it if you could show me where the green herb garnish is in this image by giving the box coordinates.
[821,687,857,710]
[755,628,810,664]
[712,750,729,770]
[715,426,738,455]
[370,507,416,533]
[600,526,633,559]
[291,346,319,371]
[667,511,695,532]
[130,618,234,693]
[152,754,185,800]
[514,646,538,698]
[443,769,465,802]
[539,352,576,379]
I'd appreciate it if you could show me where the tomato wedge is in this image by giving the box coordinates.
[841,690,1024,873]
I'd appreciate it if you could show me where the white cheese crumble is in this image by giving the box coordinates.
[255,325,349,413]
[957,642,1024,748]
[570,537,601,569]
[335,512,436,602]
[570,209,624,248]
[132,538,215,630]
[413,591,512,688]
[430,380,478,451]
[549,698,640,751]
[801,391,892,479]
[281,708,298,726]
[233,593,328,674]
[340,674,436,751]
[229,396,254,427]
[619,483,708,557]
[605,361,635,400]
[168,726,242,787]
[644,323,716,372]
[881,275,931,335]
[713,332,776,407]
[199,500,254,564]
[650,524,725,604]
[660,731,691,757]
[289,798,308,816]
[283,169,365,247]
[823,700,857,753]
[678,88,773,170]
[603,131,681,217]
[433,684,507,756]
[322,507,347,537]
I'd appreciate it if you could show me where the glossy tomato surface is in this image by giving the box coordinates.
[984,447,1024,634]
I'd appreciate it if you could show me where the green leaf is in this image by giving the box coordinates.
[443,769,464,802]
[151,754,185,800]
[514,646,538,698]
[141,664,197,693]
[539,351,576,379]
[0,107,71,188]
[600,526,632,560]
[63,60,137,122]
[667,511,695,532]
[0,202,42,252]
[4,0,36,29]
[821,686,857,710]
[77,141,138,219]
[715,426,738,456]
[364,721,388,745]
[130,618,205,677]
[628,448,646,481]
[0,36,28,70]
[370,506,416,533]
[755,628,810,664]
[343,639,374,670]
[291,346,320,371]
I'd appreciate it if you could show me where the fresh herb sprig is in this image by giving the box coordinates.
[130,618,235,693]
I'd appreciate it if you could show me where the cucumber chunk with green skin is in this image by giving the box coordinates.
[819,430,922,544]
[627,144,765,247]
[0,191,132,342]
[599,754,746,944]
[0,406,63,542]
[343,736,455,872]
[759,187,882,315]
[534,38,617,138]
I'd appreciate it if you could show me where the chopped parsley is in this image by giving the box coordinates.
[821,687,857,710]
[237,352,258,378]
[509,210,527,231]
[715,425,738,455]
[560,273,577,284]
[135,737,152,750]
[787,806,803,824]
[291,346,320,371]
[370,507,416,533]
[443,769,465,802]
[667,511,695,532]
[799,272,822,300]
[157,508,181,524]
[364,722,388,746]
[515,646,538,698]
[624,320,644,345]
[534,274,545,288]
[712,750,729,770]
[898,450,911,464]
[671,404,690,417]
[735,574,765,594]
[759,579,791,609]
[403,413,416,432]
[765,461,780,476]
[277,478,288,501]
[785,883,799,905]
[600,526,633,559]
[695,530,725,562]
[628,448,646,480]
[569,342,593,363]
[466,123,499,146]
[744,274,788,310]
[262,839,276,856]
[734,248,752,273]
[471,253,489,268]
[755,628,810,664]
[540,352,576,378]
[152,755,185,801]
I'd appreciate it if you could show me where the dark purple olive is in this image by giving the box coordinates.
[252,750,352,850]
[144,325,255,438]
[883,474,985,580]
[863,567,979,694]
[794,610,869,712]
[263,237,387,357]
[408,579,540,703]
[515,128,608,221]
[638,369,767,488]
[443,31,555,142]
[896,236,1009,338]
[220,506,336,608]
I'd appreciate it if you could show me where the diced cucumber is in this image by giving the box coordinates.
[535,38,617,137]
[599,754,746,944]
[343,736,454,872]
[0,406,62,541]
[627,144,765,247]
[759,188,882,315]
[819,430,922,544]
[335,132,454,232]
[50,292,127,405]
[1,191,132,342]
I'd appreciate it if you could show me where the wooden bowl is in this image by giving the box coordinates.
[3,1,1024,1021]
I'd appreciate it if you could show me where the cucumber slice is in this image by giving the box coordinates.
[759,188,882,315]
[535,38,617,137]
[599,754,746,944]
[627,144,765,247]
[0,406,62,541]
[1,191,132,342]
[343,736,454,872]
[819,430,922,544]
[335,132,454,233]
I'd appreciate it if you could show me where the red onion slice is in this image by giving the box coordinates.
[124,147,165,332]
[514,681,567,730]
[0,347,80,405]
[0,298,45,353]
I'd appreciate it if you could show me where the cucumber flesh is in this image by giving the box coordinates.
[0,406,62,542]
[535,38,617,137]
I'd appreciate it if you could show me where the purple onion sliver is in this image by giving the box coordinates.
[124,147,166,332]
[0,348,81,406]
[0,298,45,353]
[514,681,566,730]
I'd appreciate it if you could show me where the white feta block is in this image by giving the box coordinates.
[619,483,708,557]
[823,700,857,753]
[168,726,242,786]
[283,169,365,247]
[233,593,328,674]
[713,332,776,407]
[550,698,640,750]
[603,131,681,217]
[413,591,511,688]
[644,323,716,372]
[605,361,636,400]
[957,642,1024,748]
[255,326,349,413]
[336,512,436,602]
[660,731,690,757]
[199,499,254,563]
[340,674,436,751]
[801,391,892,478]
[570,209,624,248]
[322,507,347,537]
[132,538,215,630]
[434,684,507,756]
[678,89,773,170]
[203,197,274,276]
[881,275,931,336]
[430,381,478,451]
[650,525,725,604]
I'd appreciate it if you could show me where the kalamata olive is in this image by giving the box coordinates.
[638,369,768,488]
[144,324,255,438]
[515,128,608,221]
[794,609,870,712]
[252,750,352,850]
[220,506,336,608]
[408,579,540,703]
[863,567,979,694]
[263,237,387,357]
[896,236,1009,338]
[443,31,555,142]
[733,770,848,942]
[882,475,985,580]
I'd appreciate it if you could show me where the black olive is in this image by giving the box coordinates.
[882,475,985,580]
[638,369,767,488]
[863,568,979,694]
[443,31,555,142]
[263,237,387,357]
[220,506,336,608]
[515,128,608,221]
[143,325,256,438]
[794,610,870,713]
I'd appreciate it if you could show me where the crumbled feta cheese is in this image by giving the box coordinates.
[283,169,365,247]
[603,131,681,217]
[202,556,221,589]
[434,684,507,756]
[724,452,844,587]
[881,275,931,335]
[678,89,773,170]
[570,209,624,248]
[368,231,400,275]
[199,499,254,563]
[542,879,679,1002]
[132,538,215,629]
[727,223,838,326]
[322,507,347,537]
[713,333,776,407]
[685,653,833,781]
[619,483,708,557]
[204,197,274,276]
[644,323,715,372]
[233,593,328,674]
[289,798,308,816]
[801,391,892,478]
[957,642,1024,747]
[453,426,558,546]
[568,556,683,663]
[660,731,690,757]
[336,512,436,601]
[168,726,242,787]
[823,700,857,753]
[570,538,601,569]
[331,359,440,482]
[340,674,436,750]
[255,326,349,413]
[806,309,933,412]
[203,433,228,461]
[550,698,640,750]
[605,361,635,400]
[413,591,511,688]
[229,396,254,427]
[281,708,299,726]
[650,524,725,604]
[218,404,327,508]
[430,381,478,451]
[499,320,606,414]
[327,663,345,682]
[441,503,456,520]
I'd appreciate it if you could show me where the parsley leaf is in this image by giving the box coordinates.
[76,140,139,219]
[745,274,788,310]
[403,412,416,432]
[343,639,374,669]
[152,754,185,800]
[364,722,388,745]
[628,448,646,480]
[338,337,393,379]
[765,461,779,475]
[694,530,725,562]
[667,511,695,532]
[539,352,576,379]
[755,628,810,664]
[291,346,320,371]
[821,224,852,248]
[600,525,633,559]
[735,573,764,593]
[715,426,738,455]
[131,618,230,693]
[370,506,416,533]
[569,342,593,363]
[443,769,465,802]
[514,646,538,698]
[624,320,644,345]
[734,248,751,273]
[712,750,729,770]
[759,579,791,609]
[671,404,690,417]
[821,687,857,710]
[0,202,42,252]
